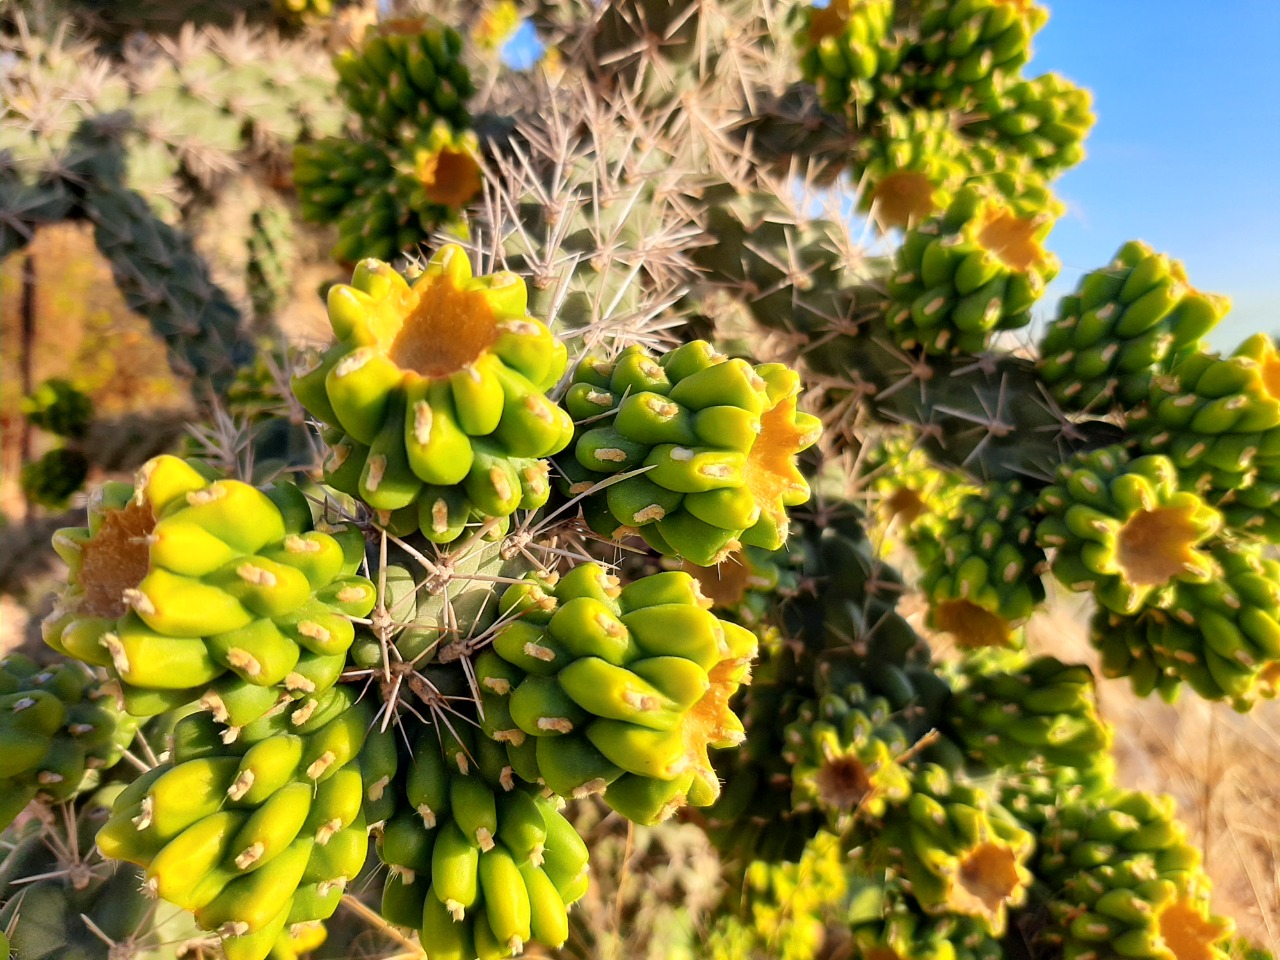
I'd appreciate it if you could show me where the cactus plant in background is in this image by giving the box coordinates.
[2,0,1278,958]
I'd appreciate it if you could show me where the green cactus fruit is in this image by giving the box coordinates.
[782,691,912,829]
[796,0,897,113]
[1131,334,1280,499]
[21,448,91,511]
[561,341,820,566]
[994,758,1117,830]
[0,655,139,827]
[22,378,93,440]
[1038,241,1231,412]
[1091,540,1280,709]
[42,455,376,713]
[856,110,970,229]
[911,480,1047,648]
[334,18,474,143]
[246,200,295,325]
[947,655,1112,775]
[967,72,1096,177]
[851,764,1034,936]
[292,244,572,541]
[486,563,757,823]
[389,721,586,957]
[885,185,1059,354]
[96,692,375,960]
[1036,447,1221,616]
[294,138,391,226]
[903,0,1050,105]
[1036,789,1234,960]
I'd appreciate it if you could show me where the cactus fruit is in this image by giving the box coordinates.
[0,655,138,829]
[902,0,1050,105]
[381,719,588,958]
[1036,447,1222,615]
[41,454,376,713]
[796,0,897,113]
[1036,790,1234,960]
[484,563,758,823]
[561,341,821,566]
[1092,541,1280,706]
[333,19,474,142]
[855,109,971,229]
[946,655,1112,775]
[885,186,1059,354]
[95,692,375,959]
[782,690,912,828]
[967,72,1095,177]
[911,480,1047,649]
[1038,241,1230,412]
[851,763,1034,936]
[292,245,572,542]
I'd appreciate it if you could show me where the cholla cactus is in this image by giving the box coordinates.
[2,0,1274,958]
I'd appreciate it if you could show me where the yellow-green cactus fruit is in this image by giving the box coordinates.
[796,0,897,113]
[707,832,847,960]
[947,656,1112,775]
[1039,241,1230,413]
[0,655,139,828]
[968,72,1096,178]
[907,0,1050,103]
[397,121,483,222]
[42,455,376,716]
[857,110,970,229]
[1037,790,1234,960]
[1035,447,1221,616]
[846,872,1004,960]
[291,245,573,543]
[95,689,376,960]
[865,432,978,542]
[886,185,1059,354]
[1092,541,1280,709]
[851,763,1034,936]
[911,480,1046,649]
[483,563,758,824]
[560,341,821,567]
[782,691,911,829]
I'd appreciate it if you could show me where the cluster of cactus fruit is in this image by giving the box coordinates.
[3,1,1280,960]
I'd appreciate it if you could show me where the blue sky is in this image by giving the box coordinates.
[505,4,1280,348]
[1029,2,1280,348]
